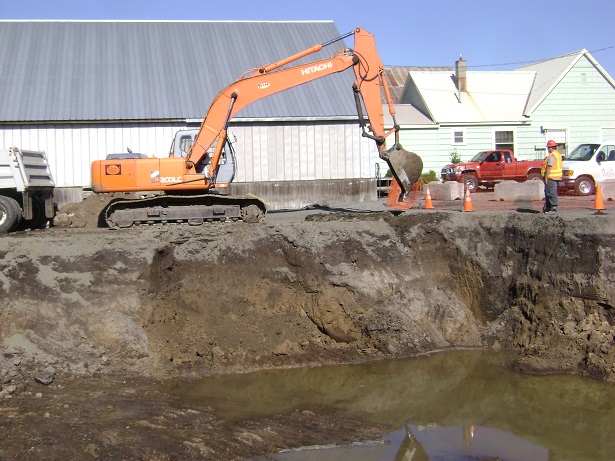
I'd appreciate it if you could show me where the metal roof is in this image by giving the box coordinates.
[383,104,436,126]
[383,66,444,126]
[384,66,453,104]
[0,21,359,123]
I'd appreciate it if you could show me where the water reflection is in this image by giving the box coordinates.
[163,350,615,460]
[262,425,550,461]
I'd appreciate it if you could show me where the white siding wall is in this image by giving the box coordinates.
[397,127,440,174]
[0,123,185,188]
[230,121,378,182]
[0,121,379,189]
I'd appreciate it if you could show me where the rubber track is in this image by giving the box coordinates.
[104,194,267,228]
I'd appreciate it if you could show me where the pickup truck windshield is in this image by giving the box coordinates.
[567,144,600,161]
[470,151,489,162]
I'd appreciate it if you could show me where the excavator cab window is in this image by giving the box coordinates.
[219,148,227,165]
[179,135,193,158]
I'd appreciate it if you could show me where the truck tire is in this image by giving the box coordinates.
[573,176,595,196]
[527,172,542,181]
[464,173,479,192]
[0,196,23,233]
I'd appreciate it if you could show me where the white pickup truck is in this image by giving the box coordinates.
[0,147,55,233]
[560,142,615,195]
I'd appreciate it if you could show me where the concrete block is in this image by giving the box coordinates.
[229,178,378,211]
[494,180,544,201]
[427,181,464,200]
[601,180,615,200]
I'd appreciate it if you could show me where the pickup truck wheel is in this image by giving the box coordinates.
[0,196,23,233]
[464,174,479,192]
[574,176,595,196]
[527,173,542,181]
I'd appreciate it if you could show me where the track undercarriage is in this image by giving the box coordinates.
[103,194,266,228]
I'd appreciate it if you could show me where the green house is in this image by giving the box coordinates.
[386,50,615,176]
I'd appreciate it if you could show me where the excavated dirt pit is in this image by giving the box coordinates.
[1,197,614,460]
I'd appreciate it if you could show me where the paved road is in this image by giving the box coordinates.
[414,190,609,213]
[267,190,611,220]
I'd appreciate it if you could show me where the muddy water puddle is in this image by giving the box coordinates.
[163,350,615,461]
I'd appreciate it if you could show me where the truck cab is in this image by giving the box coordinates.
[560,142,615,195]
[440,150,542,192]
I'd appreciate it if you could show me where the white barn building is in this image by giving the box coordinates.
[0,21,385,208]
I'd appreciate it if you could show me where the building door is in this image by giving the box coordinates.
[544,129,568,156]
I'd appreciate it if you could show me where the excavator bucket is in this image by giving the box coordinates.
[381,143,423,201]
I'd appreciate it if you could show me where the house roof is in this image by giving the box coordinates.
[383,104,436,127]
[384,66,453,104]
[382,67,439,126]
[518,49,615,114]
[392,50,615,124]
[0,20,359,123]
[405,69,536,124]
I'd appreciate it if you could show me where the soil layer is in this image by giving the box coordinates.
[1,198,614,459]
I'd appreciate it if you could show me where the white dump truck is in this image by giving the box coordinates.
[0,147,55,233]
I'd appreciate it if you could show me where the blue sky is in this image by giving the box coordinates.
[2,0,615,78]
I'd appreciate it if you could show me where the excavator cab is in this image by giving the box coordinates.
[170,129,237,185]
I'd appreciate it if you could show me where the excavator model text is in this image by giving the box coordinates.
[91,27,423,227]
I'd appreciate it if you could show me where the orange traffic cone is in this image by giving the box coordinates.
[386,178,403,207]
[386,178,416,210]
[463,187,474,212]
[423,185,434,209]
[594,184,605,210]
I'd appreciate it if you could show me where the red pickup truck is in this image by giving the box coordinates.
[440,150,544,191]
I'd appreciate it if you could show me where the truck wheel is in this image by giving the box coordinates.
[573,176,595,196]
[527,173,542,181]
[464,174,479,192]
[0,196,23,233]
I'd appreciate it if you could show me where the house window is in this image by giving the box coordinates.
[452,129,465,145]
[495,130,514,152]
[601,127,615,140]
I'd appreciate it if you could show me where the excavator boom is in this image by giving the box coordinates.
[187,27,422,198]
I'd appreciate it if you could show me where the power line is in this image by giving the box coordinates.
[467,45,614,69]
[590,45,615,53]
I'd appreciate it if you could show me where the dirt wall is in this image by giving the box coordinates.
[1,209,614,386]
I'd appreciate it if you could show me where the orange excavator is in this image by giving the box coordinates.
[91,27,423,227]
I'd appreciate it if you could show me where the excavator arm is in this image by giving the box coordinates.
[187,27,422,199]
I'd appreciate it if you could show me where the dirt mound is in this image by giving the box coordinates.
[53,193,144,228]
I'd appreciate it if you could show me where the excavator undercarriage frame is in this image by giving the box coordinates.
[104,194,266,228]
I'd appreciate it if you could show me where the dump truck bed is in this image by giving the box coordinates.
[0,147,55,191]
